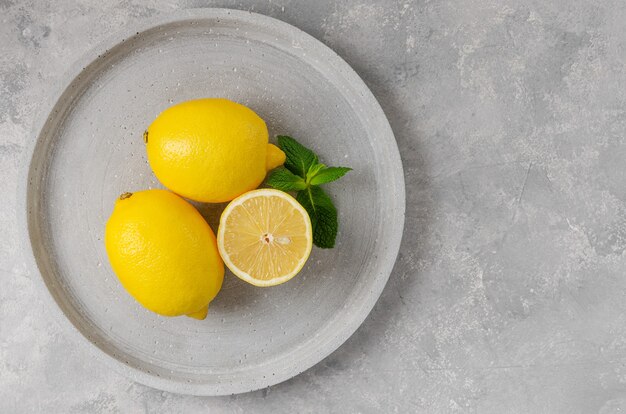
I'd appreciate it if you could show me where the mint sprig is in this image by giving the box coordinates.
[266,136,351,249]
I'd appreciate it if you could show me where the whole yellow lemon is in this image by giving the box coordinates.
[104,190,223,319]
[144,98,286,203]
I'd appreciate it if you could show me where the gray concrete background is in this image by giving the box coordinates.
[2,0,626,412]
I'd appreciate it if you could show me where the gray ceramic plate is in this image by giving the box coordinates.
[20,9,405,395]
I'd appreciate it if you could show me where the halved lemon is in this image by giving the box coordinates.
[217,189,313,287]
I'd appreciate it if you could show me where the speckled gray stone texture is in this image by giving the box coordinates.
[2,0,626,412]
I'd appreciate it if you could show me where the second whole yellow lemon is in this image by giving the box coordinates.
[144,98,285,203]
[104,190,224,319]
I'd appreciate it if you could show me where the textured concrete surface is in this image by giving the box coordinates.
[3,0,626,412]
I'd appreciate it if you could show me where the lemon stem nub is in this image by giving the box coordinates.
[143,130,149,143]
[186,305,209,320]
[119,192,133,200]
[266,143,286,171]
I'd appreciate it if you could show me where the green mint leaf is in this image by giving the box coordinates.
[309,167,352,186]
[296,186,338,248]
[277,135,318,178]
[306,163,325,181]
[266,168,307,191]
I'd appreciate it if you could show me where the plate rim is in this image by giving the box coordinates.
[18,8,406,396]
